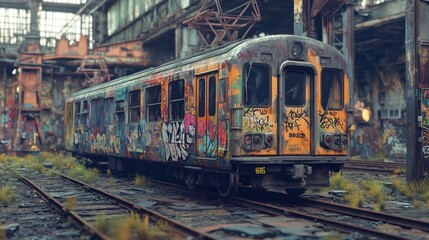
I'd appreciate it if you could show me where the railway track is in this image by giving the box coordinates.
[10,168,216,240]
[343,160,406,173]
[238,188,429,239]
[140,177,427,240]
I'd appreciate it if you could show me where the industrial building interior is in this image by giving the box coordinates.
[0,0,411,160]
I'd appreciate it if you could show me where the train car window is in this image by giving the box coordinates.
[219,78,226,103]
[105,98,114,124]
[81,100,89,127]
[169,80,184,121]
[209,76,216,116]
[243,63,270,107]
[321,68,344,110]
[146,85,161,122]
[90,99,103,127]
[115,100,125,123]
[285,70,306,106]
[74,102,81,126]
[129,90,141,123]
[198,78,205,117]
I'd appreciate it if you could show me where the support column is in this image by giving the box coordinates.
[406,0,418,181]
[294,0,304,36]
[343,2,355,156]
[407,0,429,181]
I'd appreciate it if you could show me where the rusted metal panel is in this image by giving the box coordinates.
[43,36,87,60]
[91,39,157,67]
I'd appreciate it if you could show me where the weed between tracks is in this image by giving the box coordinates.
[133,174,147,186]
[391,176,429,207]
[94,212,169,240]
[0,227,5,240]
[328,173,364,208]
[65,197,78,211]
[0,185,16,207]
[329,173,429,210]
[363,180,390,211]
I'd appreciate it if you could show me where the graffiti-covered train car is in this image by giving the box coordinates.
[65,35,351,196]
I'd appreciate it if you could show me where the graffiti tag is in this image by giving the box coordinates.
[282,109,309,132]
[423,146,429,158]
[319,111,343,130]
[237,50,257,59]
[244,108,273,131]
[162,122,195,161]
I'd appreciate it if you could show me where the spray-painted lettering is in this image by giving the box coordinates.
[319,111,343,130]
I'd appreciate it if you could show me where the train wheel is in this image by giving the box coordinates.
[285,188,306,196]
[216,173,239,197]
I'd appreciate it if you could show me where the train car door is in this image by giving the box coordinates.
[280,67,313,155]
[196,72,218,159]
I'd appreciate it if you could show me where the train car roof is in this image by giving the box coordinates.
[69,37,249,99]
[68,34,344,100]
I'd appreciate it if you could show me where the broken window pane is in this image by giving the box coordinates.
[198,78,205,117]
[115,100,125,123]
[90,98,103,127]
[209,76,216,116]
[105,98,114,125]
[169,80,184,121]
[243,63,270,106]
[321,69,344,110]
[146,85,161,122]
[129,90,141,123]
[285,71,306,106]
[74,102,81,126]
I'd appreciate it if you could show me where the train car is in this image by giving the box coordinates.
[65,35,351,196]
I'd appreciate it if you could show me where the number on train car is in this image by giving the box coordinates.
[255,167,266,175]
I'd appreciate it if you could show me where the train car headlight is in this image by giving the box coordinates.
[324,135,332,145]
[290,41,305,59]
[265,133,274,147]
[253,135,261,145]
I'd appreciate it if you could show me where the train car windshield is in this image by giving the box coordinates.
[243,63,270,107]
[321,68,344,110]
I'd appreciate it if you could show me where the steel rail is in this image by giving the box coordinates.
[14,171,110,240]
[343,160,406,172]
[56,172,217,240]
[291,196,429,233]
[143,177,417,240]
[228,196,413,240]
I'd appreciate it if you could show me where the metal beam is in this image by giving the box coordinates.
[0,0,82,13]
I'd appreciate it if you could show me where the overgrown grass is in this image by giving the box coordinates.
[329,173,364,208]
[93,213,169,240]
[393,168,406,175]
[363,180,390,212]
[67,164,99,183]
[391,176,413,199]
[47,153,76,170]
[133,175,147,186]
[0,227,5,240]
[391,176,429,205]
[65,197,78,211]
[321,231,344,240]
[0,185,16,207]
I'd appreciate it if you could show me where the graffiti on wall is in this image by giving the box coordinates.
[161,121,195,161]
[282,109,308,132]
[319,111,343,130]
[243,108,273,131]
[419,88,429,158]
[89,126,121,154]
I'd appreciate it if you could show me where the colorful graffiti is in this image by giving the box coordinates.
[161,121,195,161]
[243,108,273,131]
